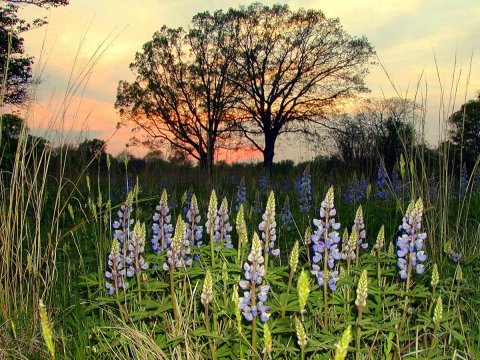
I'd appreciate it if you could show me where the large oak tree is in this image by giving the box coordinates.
[226,3,375,168]
[116,11,238,172]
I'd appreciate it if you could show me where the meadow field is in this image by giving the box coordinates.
[1,146,480,359]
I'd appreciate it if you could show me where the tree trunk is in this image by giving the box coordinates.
[263,132,276,170]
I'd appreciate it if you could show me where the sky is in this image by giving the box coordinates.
[15,0,480,163]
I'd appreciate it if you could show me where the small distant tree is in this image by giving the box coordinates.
[449,94,480,171]
[77,138,106,159]
[330,97,417,172]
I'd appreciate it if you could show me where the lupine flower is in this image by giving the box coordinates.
[105,238,127,295]
[334,325,352,360]
[236,204,248,248]
[163,216,192,271]
[182,189,193,218]
[236,177,247,211]
[215,197,233,248]
[396,199,427,280]
[373,225,385,253]
[431,263,439,288]
[262,323,272,356]
[113,192,134,245]
[299,165,312,213]
[311,187,342,291]
[126,222,149,277]
[343,177,368,204]
[184,194,203,247]
[355,270,368,308]
[294,317,308,347]
[448,251,463,263]
[201,268,214,307]
[391,170,402,198]
[289,241,299,274]
[376,164,389,199]
[238,233,270,322]
[259,191,279,257]
[297,269,310,313]
[433,296,443,325]
[280,195,294,230]
[341,229,357,262]
[259,173,270,193]
[455,264,463,283]
[253,190,262,214]
[205,190,219,238]
[151,190,173,254]
[352,205,368,251]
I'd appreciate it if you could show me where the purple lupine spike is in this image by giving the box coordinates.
[311,187,342,291]
[151,190,173,254]
[280,195,294,231]
[126,222,149,277]
[235,177,247,211]
[216,197,233,248]
[396,199,427,279]
[353,205,368,250]
[184,194,203,247]
[259,191,279,256]
[105,238,127,295]
[238,233,270,322]
[163,217,192,271]
[299,165,312,213]
[113,193,134,246]
[376,164,389,199]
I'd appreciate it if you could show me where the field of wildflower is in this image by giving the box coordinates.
[2,155,474,359]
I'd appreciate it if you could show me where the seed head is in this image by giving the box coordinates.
[39,299,55,360]
[455,264,463,283]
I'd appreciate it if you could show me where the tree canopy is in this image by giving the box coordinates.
[117,3,375,170]
[226,3,375,168]
[116,11,239,172]
[449,94,480,170]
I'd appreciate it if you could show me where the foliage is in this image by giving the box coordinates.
[226,3,375,168]
[449,94,480,171]
[116,11,238,172]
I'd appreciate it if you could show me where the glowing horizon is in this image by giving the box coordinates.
[12,0,480,162]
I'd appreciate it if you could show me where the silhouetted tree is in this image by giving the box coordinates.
[1,1,68,105]
[449,94,480,171]
[225,3,375,168]
[77,138,106,159]
[116,11,238,173]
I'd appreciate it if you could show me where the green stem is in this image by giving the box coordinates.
[204,305,217,360]
[323,249,329,330]
[251,317,257,359]
[280,269,294,318]
[210,231,215,268]
[170,270,179,324]
[356,308,363,360]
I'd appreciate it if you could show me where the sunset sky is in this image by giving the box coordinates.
[16,0,480,163]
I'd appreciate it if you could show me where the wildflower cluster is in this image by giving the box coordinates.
[376,165,389,199]
[311,187,341,291]
[343,177,368,204]
[238,233,270,322]
[151,190,173,254]
[396,199,427,280]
